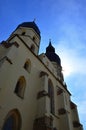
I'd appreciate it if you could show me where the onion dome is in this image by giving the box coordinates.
[45,41,61,66]
[17,21,40,37]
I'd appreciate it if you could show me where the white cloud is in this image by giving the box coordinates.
[55,41,86,77]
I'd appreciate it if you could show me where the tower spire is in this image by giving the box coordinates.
[49,39,52,45]
[33,18,36,23]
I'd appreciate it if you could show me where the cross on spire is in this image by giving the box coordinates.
[33,18,36,22]
[49,39,52,45]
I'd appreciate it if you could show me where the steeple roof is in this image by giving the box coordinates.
[46,41,55,53]
[17,21,40,37]
[45,41,61,66]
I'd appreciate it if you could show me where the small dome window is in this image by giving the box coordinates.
[31,44,35,52]
[33,36,36,42]
[21,32,26,35]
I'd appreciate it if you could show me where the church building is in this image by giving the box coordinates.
[0,21,83,130]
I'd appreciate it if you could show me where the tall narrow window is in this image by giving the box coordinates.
[48,79,55,114]
[33,36,36,42]
[24,59,31,73]
[2,109,21,130]
[14,76,26,98]
[31,44,35,52]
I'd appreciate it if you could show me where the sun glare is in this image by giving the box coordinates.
[62,62,73,77]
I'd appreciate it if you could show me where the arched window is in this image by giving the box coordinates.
[24,59,31,73]
[2,109,21,130]
[48,79,55,114]
[31,44,35,52]
[14,76,26,98]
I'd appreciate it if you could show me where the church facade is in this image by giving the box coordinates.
[0,22,83,130]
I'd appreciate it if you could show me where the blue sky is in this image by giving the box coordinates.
[0,0,86,129]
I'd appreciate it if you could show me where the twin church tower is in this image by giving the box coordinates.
[0,21,83,130]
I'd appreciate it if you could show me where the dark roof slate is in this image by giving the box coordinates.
[17,21,40,37]
[45,41,61,66]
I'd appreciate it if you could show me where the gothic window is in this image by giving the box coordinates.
[14,76,26,98]
[24,59,31,73]
[31,44,35,52]
[48,79,55,114]
[2,109,21,130]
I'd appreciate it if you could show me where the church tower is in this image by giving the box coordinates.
[0,21,83,130]
[45,41,64,81]
[7,21,41,55]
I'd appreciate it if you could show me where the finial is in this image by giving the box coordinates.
[49,39,52,46]
[49,38,51,42]
[33,18,36,22]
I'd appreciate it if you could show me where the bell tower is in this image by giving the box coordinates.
[45,41,64,81]
[7,21,41,55]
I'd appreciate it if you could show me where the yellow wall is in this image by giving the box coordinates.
[0,25,83,130]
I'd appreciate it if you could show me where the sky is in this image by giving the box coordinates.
[0,0,86,129]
